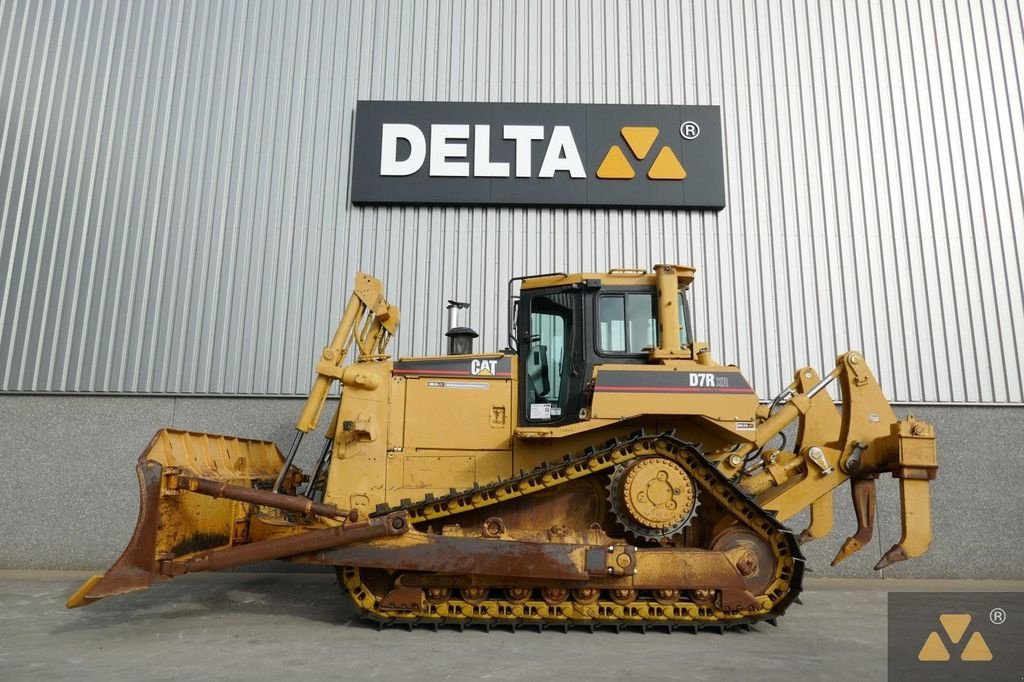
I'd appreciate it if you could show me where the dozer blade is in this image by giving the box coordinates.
[67,429,286,608]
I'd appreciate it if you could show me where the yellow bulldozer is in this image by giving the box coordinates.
[69,265,937,631]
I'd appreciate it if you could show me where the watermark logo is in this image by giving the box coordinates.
[888,592,1019,681]
[917,614,992,662]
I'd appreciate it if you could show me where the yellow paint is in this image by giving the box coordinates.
[596,145,635,179]
[70,263,940,629]
[594,132,687,182]
[938,613,971,644]
[917,614,993,663]
[961,632,993,661]
[620,126,659,159]
[917,631,950,661]
[647,146,686,180]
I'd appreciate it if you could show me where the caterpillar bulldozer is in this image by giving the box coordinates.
[68,265,937,631]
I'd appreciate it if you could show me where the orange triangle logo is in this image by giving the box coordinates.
[596,145,635,179]
[939,614,971,644]
[918,631,950,661]
[620,127,659,160]
[960,632,993,661]
[648,146,686,180]
[917,613,994,663]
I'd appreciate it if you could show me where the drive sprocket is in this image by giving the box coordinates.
[608,455,700,543]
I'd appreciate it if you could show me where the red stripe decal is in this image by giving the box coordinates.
[595,386,752,394]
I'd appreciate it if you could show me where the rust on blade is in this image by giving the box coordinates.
[170,474,347,519]
[161,513,408,576]
[310,532,591,581]
[310,531,754,591]
[67,427,367,609]
[67,459,164,608]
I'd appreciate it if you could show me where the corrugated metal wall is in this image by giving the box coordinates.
[1,0,1021,403]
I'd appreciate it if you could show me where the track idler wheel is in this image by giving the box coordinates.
[710,526,777,595]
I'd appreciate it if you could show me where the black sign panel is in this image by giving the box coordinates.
[888,592,1022,681]
[350,101,725,209]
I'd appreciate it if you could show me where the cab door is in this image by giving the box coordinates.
[517,286,586,426]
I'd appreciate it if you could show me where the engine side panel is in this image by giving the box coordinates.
[590,364,759,442]
[389,355,515,505]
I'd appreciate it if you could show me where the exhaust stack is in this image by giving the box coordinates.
[445,300,478,355]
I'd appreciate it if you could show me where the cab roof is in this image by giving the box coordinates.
[520,265,696,291]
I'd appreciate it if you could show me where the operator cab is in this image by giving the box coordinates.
[513,267,694,427]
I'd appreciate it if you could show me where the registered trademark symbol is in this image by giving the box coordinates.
[990,607,1006,625]
[680,121,700,140]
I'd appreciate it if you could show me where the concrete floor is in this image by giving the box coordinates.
[2,573,1021,682]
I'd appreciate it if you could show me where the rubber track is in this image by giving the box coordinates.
[344,430,804,631]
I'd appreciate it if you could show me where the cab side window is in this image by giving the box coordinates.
[598,292,656,354]
[678,292,691,346]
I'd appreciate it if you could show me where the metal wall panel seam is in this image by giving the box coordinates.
[210,1,253,393]
[38,1,90,391]
[246,0,285,395]
[133,2,184,392]
[888,0,928,400]
[61,0,115,392]
[10,0,64,390]
[191,0,233,393]
[921,0,969,401]
[938,0,991,403]
[72,0,115,389]
[909,0,956,401]
[967,0,1023,400]
[949,0,1002,402]
[25,1,75,390]
[872,1,911,398]
[180,1,225,393]
[86,0,137,391]
[0,0,44,386]
[988,0,1024,402]
[106,1,166,392]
